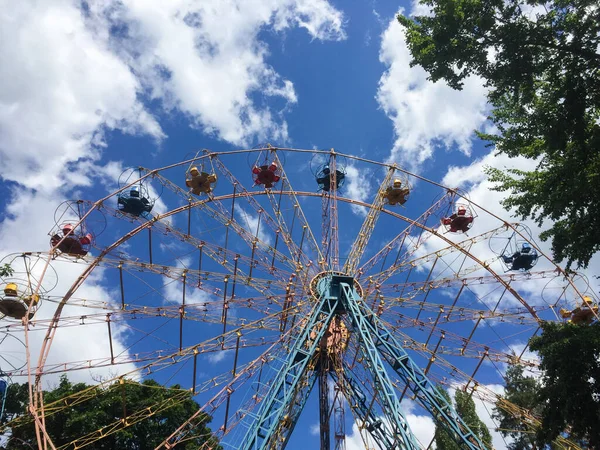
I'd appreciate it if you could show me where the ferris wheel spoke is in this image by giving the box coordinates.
[21,304,292,378]
[100,256,286,297]
[34,291,291,318]
[54,362,244,450]
[190,322,315,446]
[5,347,269,438]
[142,220,292,308]
[101,194,297,289]
[207,196,301,273]
[383,300,542,327]
[388,319,539,369]
[211,155,311,274]
[155,330,300,449]
[163,167,302,276]
[320,153,342,271]
[358,191,455,277]
[21,332,277,379]
[270,151,324,269]
[117,205,295,285]
[25,311,289,423]
[344,166,397,275]
[368,226,506,287]
[376,269,562,297]
[95,259,292,347]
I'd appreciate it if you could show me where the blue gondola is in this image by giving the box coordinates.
[316,164,346,192]
[501,242,539,271]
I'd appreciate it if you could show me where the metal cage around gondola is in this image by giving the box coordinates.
[315,163,346,192]
[184,152,218,196]
[382,176,411,206]
[0,254,57,321]
[117,168,160,218]
[50,201,105,258]
[440,203,476,233]
[250,144,283,189]
[489,225,539,272]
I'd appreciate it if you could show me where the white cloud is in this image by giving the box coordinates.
[0,0,347,393]
[206,349,230,364]
[236,207,273,246]
[344,406,435,450]
[103,0,345,145]
[274,0,346,40]
[409,0,433,17]
[0,0,164,191]
[377,13,488,170]
[344,164,373,217]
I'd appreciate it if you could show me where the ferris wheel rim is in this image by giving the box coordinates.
[10,147,584,450]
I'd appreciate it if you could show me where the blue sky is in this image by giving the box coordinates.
[1,1,598,449]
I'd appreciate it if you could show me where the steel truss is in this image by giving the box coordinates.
[240,274,488,450]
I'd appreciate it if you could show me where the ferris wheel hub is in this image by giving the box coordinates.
[309,271,364,303]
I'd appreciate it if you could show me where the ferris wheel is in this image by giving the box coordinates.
[0,147,595,450]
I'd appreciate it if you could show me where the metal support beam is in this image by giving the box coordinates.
[319,346,331,450]
[339,282,488,449]
[239,276,341,450]
[240,274,488,450]
[330,369,397,450]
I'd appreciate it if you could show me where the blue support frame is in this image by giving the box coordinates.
[0,376,8,422]
[240,275,488,450]
[240,276,341,450]
[340,282,488,449]
[330,368,398,449]
[338,284,421,449]
[270,370,318,447]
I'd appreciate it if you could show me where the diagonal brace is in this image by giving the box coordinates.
[240,278,341,450]
[340,282,489,450]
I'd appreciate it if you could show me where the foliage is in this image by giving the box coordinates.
[529,321,600,448]
[398,0,600,268]
[1,375,221,450]
[0,264,14,278]
[434,386,460,450]
[455,389,492,449]
[434,385,492,449]
[493,363,545,450]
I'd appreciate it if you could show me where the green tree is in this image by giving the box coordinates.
[455,389,492,449]
[434,386,460,450]
[1,375,221,450]
[493,363,544,450]
[398,0,600,268]
[0,264,14,278]
[434,385,492,449]
[529,321,600,448]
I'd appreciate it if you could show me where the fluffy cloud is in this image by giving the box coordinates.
[100,0,345,146]
[0,0,164,191]
[344,405,435,450]
[344,164,374,217]
[376,12,488,170]
[0,0,346,391]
